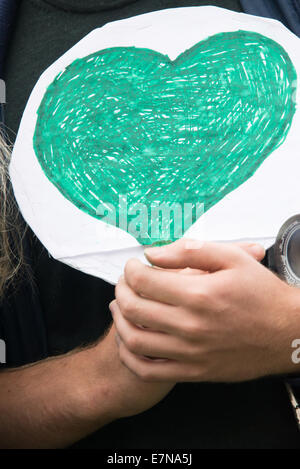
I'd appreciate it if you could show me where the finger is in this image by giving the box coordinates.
[144,239,265,271]
[234,242,266,261]
[124,258,209,305]
[115,278,185,334]
[118,341,178,381]
[180,267,206,275]
[159,267,205,275]
[118,340,205,382]
[111,300,195,360]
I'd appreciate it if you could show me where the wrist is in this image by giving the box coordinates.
[66,340,121,426]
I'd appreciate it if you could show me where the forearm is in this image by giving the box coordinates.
[0,337,116,449]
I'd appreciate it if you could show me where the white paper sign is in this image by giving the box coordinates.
[9,6,300,284]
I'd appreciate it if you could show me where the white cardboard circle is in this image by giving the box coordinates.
[10,6,300,284]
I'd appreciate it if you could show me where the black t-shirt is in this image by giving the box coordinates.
[3,0,300,448]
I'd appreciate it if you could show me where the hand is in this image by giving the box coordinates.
[94,324,174,419]
[0,323,174,449]
[111,239,300,383]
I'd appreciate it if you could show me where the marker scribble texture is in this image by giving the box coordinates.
[33,31,297,244]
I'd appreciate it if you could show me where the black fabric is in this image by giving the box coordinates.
[0,0,19,77]
[241,0,300,37]
[2,0,300,448]
[74,379,300,449]
[43,0,139,13]
[0,226,48,367]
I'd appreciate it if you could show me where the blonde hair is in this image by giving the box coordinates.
[0,130,25,297]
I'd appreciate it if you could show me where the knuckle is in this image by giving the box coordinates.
[212,280,230,306]
[182,319,202,339]
[119,352,140,378]
[126,266,144,291]
[228,245,244,264]
[115,286,139,320]
[125,332,141,353]
[120,297,136,318]
[137,367,156,382]
[184,343,202,360]
[184,285,210,309]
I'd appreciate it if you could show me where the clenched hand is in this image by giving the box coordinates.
[111,240,300,383]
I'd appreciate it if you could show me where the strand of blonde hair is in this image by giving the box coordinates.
[0,129,25,297]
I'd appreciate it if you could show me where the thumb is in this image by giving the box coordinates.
[144,239,265,272]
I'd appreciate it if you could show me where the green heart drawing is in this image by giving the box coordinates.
[33,30,297,245]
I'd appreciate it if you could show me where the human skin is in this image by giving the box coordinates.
[111,239,300,383]
[0,324,173,448]
[1,242,296,448]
